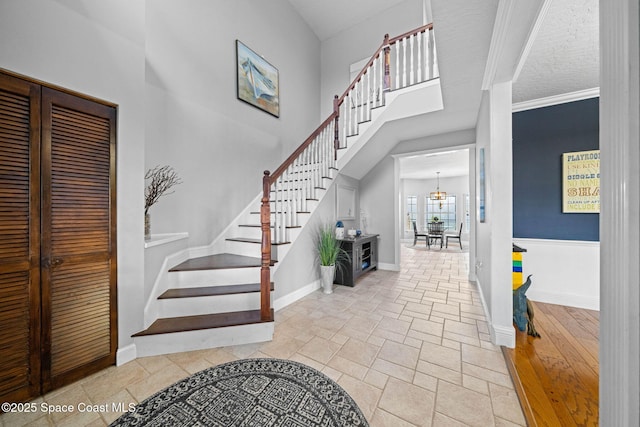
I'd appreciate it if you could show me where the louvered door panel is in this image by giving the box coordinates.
[0,74,41,402]
[41,88,116,390]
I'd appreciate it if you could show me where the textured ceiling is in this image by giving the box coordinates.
[512,0,599,103]
[287,0,408,41]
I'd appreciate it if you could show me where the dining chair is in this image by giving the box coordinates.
[426,221,444,249]
[445,222,463,249]
[412,221,428,246]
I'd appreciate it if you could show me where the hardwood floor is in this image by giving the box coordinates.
[503,301,599,426]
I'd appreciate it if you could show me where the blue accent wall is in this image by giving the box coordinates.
[512,98,599,241]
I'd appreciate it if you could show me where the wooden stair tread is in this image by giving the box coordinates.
[169,253,275,272]
[226,237,291,245]
[159,282,274,299]
[132,309,274,337]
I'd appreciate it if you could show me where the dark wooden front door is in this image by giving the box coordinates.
[0,72,117,402]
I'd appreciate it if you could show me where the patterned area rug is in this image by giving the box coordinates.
[110,358,369,426]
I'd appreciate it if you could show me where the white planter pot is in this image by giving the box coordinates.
[320,265,336,294]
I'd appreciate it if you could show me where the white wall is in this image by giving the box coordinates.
[0,0,147,360]
[474,82,514,348]
[360,157,397,269]
[145,0,321,248]
[513,238,599,310]
[320,0,423,117]
[401,175,469,240]
[0,0,322,364]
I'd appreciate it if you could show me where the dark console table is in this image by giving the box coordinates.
[335,234,379,287]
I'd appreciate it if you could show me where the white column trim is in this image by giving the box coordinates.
[482,0,517,90]
[600,0,640,425]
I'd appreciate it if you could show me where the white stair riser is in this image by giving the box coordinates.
[235,226,263,239]
[134,322,274,357]
[224,240,263,257]
[158,292,270,318]
[170,267,262,288]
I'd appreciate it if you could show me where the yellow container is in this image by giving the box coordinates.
[512,252,523,290]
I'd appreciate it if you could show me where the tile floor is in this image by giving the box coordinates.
[1,245,526,426]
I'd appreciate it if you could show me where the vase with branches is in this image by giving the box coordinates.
[144,165,182,239]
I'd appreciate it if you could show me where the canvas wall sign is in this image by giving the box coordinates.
[236,40,280,117]
[562,149,600,213]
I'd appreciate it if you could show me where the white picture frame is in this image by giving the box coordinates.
[336,185,356,220]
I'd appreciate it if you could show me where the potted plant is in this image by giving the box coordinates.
[317,224,350,294]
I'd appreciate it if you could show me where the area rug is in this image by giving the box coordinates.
[110,358,369,426]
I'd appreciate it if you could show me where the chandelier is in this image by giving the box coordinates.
[430,172,447,200]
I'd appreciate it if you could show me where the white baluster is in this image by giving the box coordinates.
[300,147,309,212]
[378,53,384,104]
[372,55,378,108]
[366,67,371,121]
[432,31,439,78]
[417,31,422,83]
[410,34,415,85]
[273,178,279,243]
[279,172,285,234]
[311,140,317,199]
[395,42,400,89]
[402,38,407,87]
[286,166,292,228]
[353,86,358,132]
[425,29,430,80]
[322,127,328,179]
[317,136,322,190]
[354,83,359,128]
[359,79,364,124]
[345,94,350,138]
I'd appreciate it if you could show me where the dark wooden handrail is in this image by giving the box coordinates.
[259,23,434,322]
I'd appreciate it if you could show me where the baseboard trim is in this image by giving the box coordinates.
[475,276,515,348]
[492,324,516,348]
[528,291,599,311]
[116,344,136,366]
[378,262,400,271]
[274,279,321,312]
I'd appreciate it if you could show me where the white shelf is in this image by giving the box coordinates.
[144,233,188,249]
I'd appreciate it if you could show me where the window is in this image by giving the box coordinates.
[426,195,456,231]
[406,195,417,231]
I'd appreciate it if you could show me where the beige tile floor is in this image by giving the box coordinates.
[1,245,525,427]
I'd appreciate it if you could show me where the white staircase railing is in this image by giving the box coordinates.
[258,23,439,322]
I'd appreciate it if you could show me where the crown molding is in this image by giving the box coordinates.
[482,0,516,90]
[512,87,600,112]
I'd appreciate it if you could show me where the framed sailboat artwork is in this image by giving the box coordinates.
[236,40,280,117]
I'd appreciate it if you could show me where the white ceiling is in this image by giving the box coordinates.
[287,0,599,179]
[399,150,469,180]
[287,0,409,41]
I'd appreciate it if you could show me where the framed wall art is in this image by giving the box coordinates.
[236,40,280,117]
[336,185,356,221]
[562,149,600,213]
